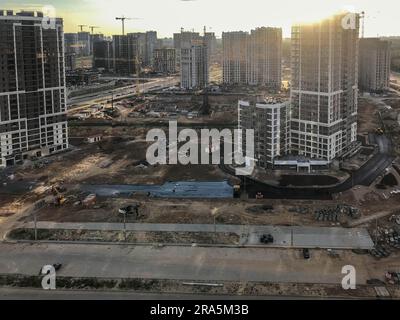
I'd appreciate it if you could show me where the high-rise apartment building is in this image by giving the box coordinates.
[247,27,282,89]
[127,31,158,68]
[145,31,158,67]
[204,31,217,61]
[222,31,249,84]
[77,31,91,56]
[90,33,104,56]
[112,35,139,75]
[0,10,68,167]
[93,40,113,71]
[153,48,176,74]
[64,33,78,54]
[180,43,209,89]
[222,27,282,90]
[290,12,360,161]
[64,33,78,71]
[359,38,391,92]
[239,98,290,167]
[173,30,209,89]
[173,31,201,69]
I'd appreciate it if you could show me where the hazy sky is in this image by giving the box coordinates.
[3,0,400,37]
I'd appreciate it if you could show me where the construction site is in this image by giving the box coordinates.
[0,55,399,298]
[1,6,400,302]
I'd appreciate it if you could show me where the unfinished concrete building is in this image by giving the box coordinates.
[359,38,391,92]
[0,10,68,167]
[239,98,290,167]
[222,31,249,84]
[145,31,158,67]
[290,12,360,162]
[153,48,176,74]
[173,31,201,69]
[77,31,91,56]
[128,31,158,68]
[112,35,140,75]
[204,31,217,62]
[247,27,282,90]
[93,40,113,71]
[180,42,209,89]
[64,33,79,54]
[222,28,282,90]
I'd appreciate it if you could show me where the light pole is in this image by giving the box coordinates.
[291,211,294,247]
[110,91,114,110]
[34,211,37,241]
[123,211,127,242]
[211,208,219,244]
[214,215,217,239]
[31,200,46,241]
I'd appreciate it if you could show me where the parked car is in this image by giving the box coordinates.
[260,234,274,244]
[303,248,310,259]
[39,263,62,275]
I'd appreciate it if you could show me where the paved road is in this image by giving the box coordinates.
[224,134,395,199]
[24,222,374,249]
[0,243,382,284]
[68,77,179,106]
[0,287,326,300]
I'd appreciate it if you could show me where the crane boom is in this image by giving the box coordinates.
[115,16,132,35]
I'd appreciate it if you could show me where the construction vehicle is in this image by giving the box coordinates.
[233,184,241,198]
[119,204,140,218]
[255,192,264,199]
[51,185,66,206]
[385,271,400,285]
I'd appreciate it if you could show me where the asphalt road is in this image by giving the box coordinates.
[225,134,395,199]
[24,222,374,249]
[68,77,178,106]
[0,243,383,285]
[0,287,337,300]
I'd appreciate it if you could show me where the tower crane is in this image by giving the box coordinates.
[89,26,100,34]
[115,16,132,35]
[78,24,87,32]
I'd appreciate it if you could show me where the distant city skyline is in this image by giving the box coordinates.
[3,0,400,38]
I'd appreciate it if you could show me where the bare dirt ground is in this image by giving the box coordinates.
[5,120,398,231]
[11,129,234,186]
[358,98,381,134]
[29,196,360,228]
[8,228,240,245]
[2,272,398,298]
[4,91,400,239]
[383,98,400,110]
[209,63,222,84]
[336,165,400,219]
